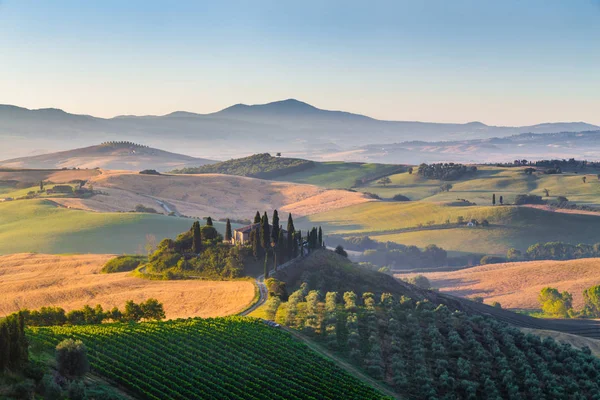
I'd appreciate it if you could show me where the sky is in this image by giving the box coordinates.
[0,0,599,125]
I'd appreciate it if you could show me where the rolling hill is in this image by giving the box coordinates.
[1,100,597,162]
[173,152,405,189]
[0,142,214,172]
[0,199,209,254]
[299,201,600,255]
[53,170,373,219]
[399,258,600,310]
[359,165,600,205]
[0,253,255,318]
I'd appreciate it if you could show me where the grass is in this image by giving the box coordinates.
[360,166,600,205]
[0,253,256,318]
[0,199,227,254]
[300,201,600,255]
[0,183,76,200]
[274,161,404,189]
[399,258,600,310]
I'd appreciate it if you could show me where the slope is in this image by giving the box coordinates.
[27,317,387,400]
[0,142,214,172]
[0,253,255,318]
[54,170,373,219]
[360,166,600,205]
[300,201,600,255]
[0,199,210,254]
[399,258,600,310]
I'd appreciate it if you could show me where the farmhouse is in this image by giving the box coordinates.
[232,223,287,245]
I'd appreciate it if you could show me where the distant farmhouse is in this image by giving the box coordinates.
[232,223,287,245]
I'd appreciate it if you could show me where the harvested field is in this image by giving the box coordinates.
[0,253,255,319]
[53,171,373,219]
[398,258,600,309]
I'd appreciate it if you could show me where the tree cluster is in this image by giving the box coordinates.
[19,299,165,326]
[0,312,28,372]
[417,163,477,181]
[171,153,315,179]
[269,290,600,399]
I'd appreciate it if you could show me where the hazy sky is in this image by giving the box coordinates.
[0,0,599,125]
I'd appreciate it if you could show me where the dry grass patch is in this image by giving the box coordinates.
[0,253,255,319]
[55,171,372,218]
[397,258,600,310]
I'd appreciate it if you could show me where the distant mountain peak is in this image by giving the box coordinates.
[217,98,320,115]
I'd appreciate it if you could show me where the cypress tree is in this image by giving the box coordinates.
[287,213,295,259]
[260,212,271,251]
[297,230,302,257]
[277,229,286,266]
[492,194,496,206]
[318,227,323,249]
[206,216,213,226]
[264,250,269,279]
[271,210,280,244]
[192,221,202,253]
[254,211,261,224]
[250,229,260,259]
[40,180,44,191]
[225,219,232,242]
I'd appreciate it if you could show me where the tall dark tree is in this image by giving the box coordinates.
[271,210,280,244]
[254,211,261,224]
[277,229,286,267]
[225,219,232,242]
[260,212,271,251]
[318,227,323,249]
[296,230,302,257]
[287,213,296,259]
[192,221,202,253]
[250,229,260,258]
[264,250,269,279]
[492,194,496,206]
[40,180,44,191]
[499,195,503,205]
[206,217,213,226]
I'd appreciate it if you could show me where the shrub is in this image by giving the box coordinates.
[102,255,146,273]
[42,375,62,400]
[470,296,484,303]
[480,255,506,265]
[514,194,545,205]
[506,248,522,261]
[134,204,159,213]
[405,275,431,290]
[139,169,161,175]
[491,301,502,308]
[56,339,89,379]
[67,380,87,400]
[392,194,410,202]
[334,245,348,258]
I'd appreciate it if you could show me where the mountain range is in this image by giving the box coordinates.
[1,99,598,162]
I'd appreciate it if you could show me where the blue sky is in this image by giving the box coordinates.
[0,0,598,125]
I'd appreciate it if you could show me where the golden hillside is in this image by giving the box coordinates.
[0,253,255,319]
[53,171,373,219]
[398,258,600,309]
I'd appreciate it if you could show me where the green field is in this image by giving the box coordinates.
[0,200,228,254]
[274,161,404,189]
[299,201,600,255]
[28,317,386,400]
[0,183,77,199]
[360,166,600,205]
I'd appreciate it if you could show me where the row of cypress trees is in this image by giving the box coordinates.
[0,312,28,372]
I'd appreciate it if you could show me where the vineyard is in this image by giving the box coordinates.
[269,287,600,399]
[27,316,387,400]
